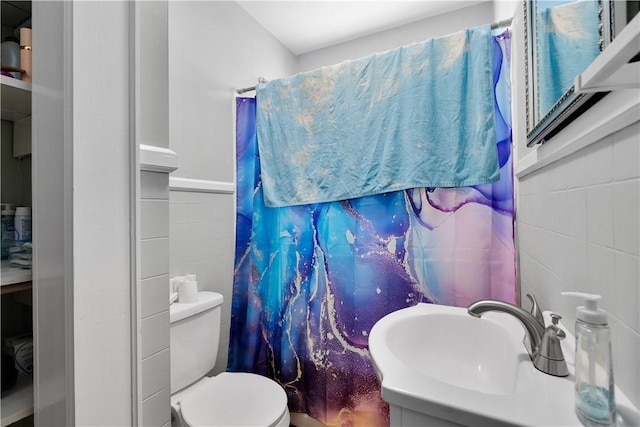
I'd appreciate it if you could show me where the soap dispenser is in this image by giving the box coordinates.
[562,292,616,426]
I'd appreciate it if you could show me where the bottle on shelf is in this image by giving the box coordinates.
[1,203,16,259]
[13,206,31,243]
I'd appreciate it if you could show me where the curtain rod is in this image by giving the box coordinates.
[236,19,512,95]
[491,18,513,30]
[237,77,267,94]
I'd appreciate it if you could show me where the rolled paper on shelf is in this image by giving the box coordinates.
[178,280,198,304]
[19,28,32,82]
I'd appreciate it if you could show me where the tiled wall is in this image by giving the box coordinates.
[169,190,235,374]
[517,121,640,407]
[140,171,171,427]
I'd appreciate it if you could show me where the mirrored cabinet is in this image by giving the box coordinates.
[1,1,33,426]
[525,0,640,147]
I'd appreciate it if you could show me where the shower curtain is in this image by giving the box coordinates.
[230,31,513,426]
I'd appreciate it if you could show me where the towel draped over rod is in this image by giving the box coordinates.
[235,18,512,94]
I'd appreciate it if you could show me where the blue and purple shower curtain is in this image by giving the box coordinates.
[230,32,513,426]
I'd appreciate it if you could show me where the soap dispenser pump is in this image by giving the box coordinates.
[562,292,616,426]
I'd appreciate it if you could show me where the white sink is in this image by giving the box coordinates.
[369,303,639,426]
[385,311,522,396]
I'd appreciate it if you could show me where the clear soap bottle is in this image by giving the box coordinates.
[563,292,616,426]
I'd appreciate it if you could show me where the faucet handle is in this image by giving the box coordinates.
[549,313,566,339]
[533,313,569,377]
[525,293,545,327]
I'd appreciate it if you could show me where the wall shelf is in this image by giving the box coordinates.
[1,374,34,427]
[1,260,32,290]
[0,76,31,122]
[515,87,640,178]
[517,13,640,178]
[575,13,640,93]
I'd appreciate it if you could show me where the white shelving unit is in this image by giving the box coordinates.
[0,261,31,289]
[1,23,34,427]
[0,258,33,426]
[1,375,33,427]
[0,76,31,122]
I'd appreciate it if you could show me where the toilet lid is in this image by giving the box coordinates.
[180,372,288,427]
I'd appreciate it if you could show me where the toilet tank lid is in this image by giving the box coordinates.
[170,291,224,324]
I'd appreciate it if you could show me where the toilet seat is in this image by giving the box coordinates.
[179,372,289,427]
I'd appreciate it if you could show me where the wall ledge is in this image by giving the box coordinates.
[516,89,640,178]
[169,177,235,194]
[140,144,179,173]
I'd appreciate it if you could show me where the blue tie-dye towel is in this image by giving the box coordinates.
[537,0,600,117]
[256,25,498,207]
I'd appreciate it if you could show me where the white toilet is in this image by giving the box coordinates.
[170,291,291,427]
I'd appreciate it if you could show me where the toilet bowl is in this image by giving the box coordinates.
[171,373,290,427]
[169,291,290,427]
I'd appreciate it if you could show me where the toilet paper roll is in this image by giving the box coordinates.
[178,280,198,304]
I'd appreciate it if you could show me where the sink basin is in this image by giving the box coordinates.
[385,312,521,395]
[369,303,639,426]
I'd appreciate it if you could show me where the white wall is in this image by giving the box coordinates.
[168,1,297,373]
[298,1,495,72]
[169,1,297,182]
[71,1,134,424]
[493,0,518,22]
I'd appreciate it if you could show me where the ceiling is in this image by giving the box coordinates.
[237,1,488,55]
[3,2,487,55]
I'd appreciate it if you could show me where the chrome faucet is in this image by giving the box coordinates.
[467,294,569,377]
[525,293,544,326]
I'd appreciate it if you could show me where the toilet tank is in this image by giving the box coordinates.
[169,291,224,393]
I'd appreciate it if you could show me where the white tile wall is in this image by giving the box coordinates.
[517,121,640,407]
[142,274,170,319]
[141,387,171,427]
[169,190,235,374]
[141,200,170,239]
[141,171,170,199]
[142,348,171,399]
[140,170,171,426]
[142,311,170,358]
[613,180,640,255]
[141,238,170,279]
